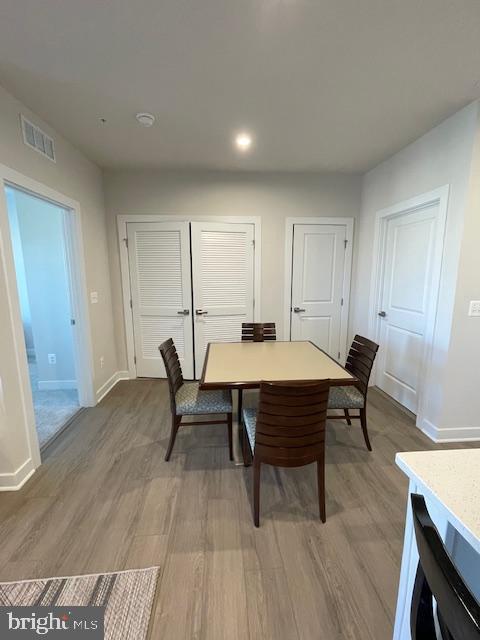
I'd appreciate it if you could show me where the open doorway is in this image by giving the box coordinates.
[5,185,81,447]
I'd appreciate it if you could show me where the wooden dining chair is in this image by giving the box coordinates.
[241,322,276,342]
[327,334,379,450]
[159,338,233,461]
[410,493,480,639]
[242,380,330,527]
[238,322,276,425]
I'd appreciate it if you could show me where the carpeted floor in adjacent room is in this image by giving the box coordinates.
[28,358,80,447]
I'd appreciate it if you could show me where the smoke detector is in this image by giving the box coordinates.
[136,112,155,127]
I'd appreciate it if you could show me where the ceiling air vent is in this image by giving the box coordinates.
[20,115,56,162]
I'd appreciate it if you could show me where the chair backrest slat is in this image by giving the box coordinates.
[410,494,480,640]
[352,333,378,351]
[242,322,276,342]
[159,338,184,413]
[255,381,329,466]
[345,334,379,396]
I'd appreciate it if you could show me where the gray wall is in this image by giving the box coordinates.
[352,102,479,439]
[440,105,480,434]
[0,82,116,483]
[103,169,362,371]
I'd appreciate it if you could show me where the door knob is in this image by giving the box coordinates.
[177,309,190,315]
[293,307,306,313]
[195,309,208,315]
[378,311,387,317]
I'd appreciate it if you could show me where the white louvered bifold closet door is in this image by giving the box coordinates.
[127,221,194,378]
[191,222,255,374]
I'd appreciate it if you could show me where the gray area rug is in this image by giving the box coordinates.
[0,567,159,639]
[29,360,80,446]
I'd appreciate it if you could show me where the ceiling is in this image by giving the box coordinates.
[1,0,480,172]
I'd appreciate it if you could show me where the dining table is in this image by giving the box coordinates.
[199,340,357,390]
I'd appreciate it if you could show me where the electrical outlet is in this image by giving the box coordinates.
[90,291,98,304]
[48,353,56,365]
[468,300,480,316]
[100,356,104,369]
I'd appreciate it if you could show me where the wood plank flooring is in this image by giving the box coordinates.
[0,381,477,639]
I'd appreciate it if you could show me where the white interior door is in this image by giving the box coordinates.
[128,221,194,378]
[191,221,254,375]
[376,204,439,413]
[290,224,347,359]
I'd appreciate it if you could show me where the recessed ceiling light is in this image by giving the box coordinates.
[234,131,253,152]
[136,112,155,127]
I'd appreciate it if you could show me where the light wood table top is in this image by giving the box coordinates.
[200,340,356,389]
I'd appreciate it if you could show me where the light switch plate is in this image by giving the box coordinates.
[468,300,480,316]
[90,291,98,304]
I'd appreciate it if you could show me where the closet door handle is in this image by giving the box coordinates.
[177,309,190,315]
[293,307,306,313]
[195,309,208,315]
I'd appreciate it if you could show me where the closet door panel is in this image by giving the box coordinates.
[191,222,255,375]
[127,221,194,378]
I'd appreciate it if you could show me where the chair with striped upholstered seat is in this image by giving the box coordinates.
[327,334,379,450]
[159,338,233,461]
[238,322,276,426]
[242,380,330,527]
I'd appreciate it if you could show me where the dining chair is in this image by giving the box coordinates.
[159,338,233,461]
[242,380,330,527]
[410,493,480,639]
[327,334,379,450]
[238,322,276,426]
[241,322,276,342]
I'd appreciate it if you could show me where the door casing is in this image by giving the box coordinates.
[0,164,96,475]
[283,217,354,363]
[369,186,449,429]
[118,215,262,380]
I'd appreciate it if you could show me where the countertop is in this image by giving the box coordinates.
[396,448,480,554]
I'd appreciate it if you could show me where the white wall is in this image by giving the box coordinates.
[8,188,76,387]
[103,169,361,371]
[352,102,479,440]
[0,82,117,489]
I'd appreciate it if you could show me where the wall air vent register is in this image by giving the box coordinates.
[20,115,56,162]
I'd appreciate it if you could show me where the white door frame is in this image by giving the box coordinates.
[0,164,96,463]
[283,217,354,362]
[117,214,262,379]
[368,185,449,427]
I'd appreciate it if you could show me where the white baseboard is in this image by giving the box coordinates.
[96,370,130,403]
[0,457,36,492]
[420,418,480,443]
[38,379,77,391]
[420,419,437,441]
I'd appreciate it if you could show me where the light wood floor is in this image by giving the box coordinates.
[0,381,475,639]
